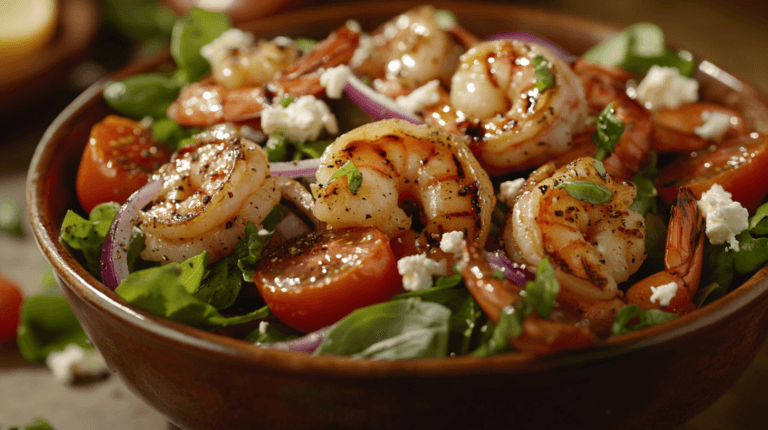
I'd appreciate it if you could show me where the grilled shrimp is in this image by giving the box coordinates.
[354,5,463,98]
[505,156,646,299]
[139,137,280,263]
[310,119,495,249]
[167,24,360,127]
[423,40,589,175]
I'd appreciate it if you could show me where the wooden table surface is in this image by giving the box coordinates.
[2,1,767,429]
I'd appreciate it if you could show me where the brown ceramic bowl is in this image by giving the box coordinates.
[26,2,768,429]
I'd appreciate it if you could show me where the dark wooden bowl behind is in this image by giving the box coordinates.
[27,2,768,429]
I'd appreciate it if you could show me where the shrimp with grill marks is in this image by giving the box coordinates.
[139,137,280,263]
[504,157,646,335]
[310,119,495,250]
[423,39,589,175]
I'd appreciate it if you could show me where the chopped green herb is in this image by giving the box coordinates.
[8,417,55,430]
[326,161,363,195]
[280,96,295,108]
[591,102,624,161]
[491,270,506,280]
[532,55,555,92]
[554,180,613,204]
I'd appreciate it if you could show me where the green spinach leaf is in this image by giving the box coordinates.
[17,295,92,363]
[612,304,677,337]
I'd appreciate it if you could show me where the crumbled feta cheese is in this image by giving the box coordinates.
[45,343,109,385]
[395,80,441,114]
[497,178,526,207]
[694,111,732,142]
[261,95,338,142]
[697,184,749,251]
[397,253,448,291]
[272,36,293,47]
[320,65,352,99]
[350,33,372,68]
[200,28,254,65]
[258,321,269,334]
[649,281,679,307]
[635,65,699,110]
[440,231,465,255]
[258,229,270,236]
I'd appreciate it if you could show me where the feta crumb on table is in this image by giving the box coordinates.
[45,343,109,385]
[649,281,679,307]
[397,253,448,291]
[697,184,749,251]
[636,65,699,110]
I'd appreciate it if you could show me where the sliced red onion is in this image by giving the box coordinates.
[257,325,332,353]
[343,74,423,124]
[486,32,575,63]
[486,251,533,286]
[101,179,164,290]
[269,158,320,179]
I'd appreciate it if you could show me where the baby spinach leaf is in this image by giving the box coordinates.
[103,74,183,119]
[554,180,613,204]
[326,161,363,195]
[170,8,231,82]
[194,254,242,310]
[0,198,24,237]
[315,299,451,359]
[591,102,624,161]
[748,201,768,236]
[522,258,560,319]
[700,244,734,300]
[470,306,518,357]
[612,304,677,337]
[17,295,92,363]
[642,213,668,272]
[582,23,694,77]
[733,230,768,275]
[115,252,269,329]
[532,55,554,92]
[60,202,144,280]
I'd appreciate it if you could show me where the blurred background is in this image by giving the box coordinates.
[1,0,767,429]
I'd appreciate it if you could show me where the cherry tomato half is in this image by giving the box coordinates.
[656,134,768,213]
[76,115,171,213]
[254,227,403,333]
[0,273,24,344]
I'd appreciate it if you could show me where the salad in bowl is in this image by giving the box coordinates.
[27,3,768,428]
[58,5,768,359]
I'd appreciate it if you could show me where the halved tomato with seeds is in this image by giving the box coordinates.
[254,226,402,333]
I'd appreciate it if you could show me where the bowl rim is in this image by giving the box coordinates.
[26,0,768,377]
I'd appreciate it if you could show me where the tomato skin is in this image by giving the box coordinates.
[254,227,403,333]
[656,134,768,214]
[76,115,171,213]
[0,273,24,344]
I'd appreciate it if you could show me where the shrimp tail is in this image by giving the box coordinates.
[625,187,705,315]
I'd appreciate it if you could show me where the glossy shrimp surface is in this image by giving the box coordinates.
[354,5,462,98]
[425,40,589,175]
[310,119,495,248]
[139,137,280,263]
[505,157,646,301]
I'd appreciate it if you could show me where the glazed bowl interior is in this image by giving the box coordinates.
[27,1,768,429]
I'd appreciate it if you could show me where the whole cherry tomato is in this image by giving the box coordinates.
[254,227,403,333]
[0,273,24,344]
[76,115,171,213]
[656,134,768,213]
